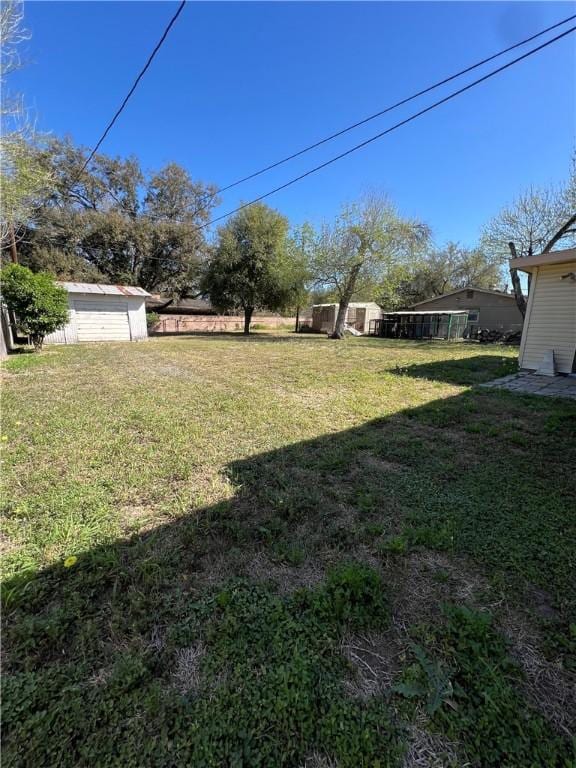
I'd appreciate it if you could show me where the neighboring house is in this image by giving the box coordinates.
[509,247,576,375]
[146,296,217,315]
[44,282,150,345]
[311,302,382,334]
[409,287,524,334]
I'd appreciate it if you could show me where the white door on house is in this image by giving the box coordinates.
[74,298,131,342]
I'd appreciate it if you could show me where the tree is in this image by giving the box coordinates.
[0,2,53,257]
[202,203,299,335]
[19,247,105,283]
[0,264,69,350]
[481,160,576,317]
[395,243,502,307]
[18,137,219,294]
[310,194,430,338]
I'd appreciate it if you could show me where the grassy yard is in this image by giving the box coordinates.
[2,334,575,767]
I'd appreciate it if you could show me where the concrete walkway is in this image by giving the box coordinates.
[481,372,576,399]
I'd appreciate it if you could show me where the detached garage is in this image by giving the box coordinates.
[45,282,150,345]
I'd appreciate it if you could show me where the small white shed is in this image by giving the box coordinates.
[509,248,576,375]
[45,282,150,345]
[311,302,382,334]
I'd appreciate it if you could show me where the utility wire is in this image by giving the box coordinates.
[212,12,576,197]
[70,1,186,187]
[140,13,576,226]
[48,20,574,269]
[199,24,575,232]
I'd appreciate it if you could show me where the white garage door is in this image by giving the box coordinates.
[74,298,131,342]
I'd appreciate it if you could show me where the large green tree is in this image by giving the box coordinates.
[202,203,301,335]
[0,264,68,350]
[310,194,430,338]
[16,137,219,293]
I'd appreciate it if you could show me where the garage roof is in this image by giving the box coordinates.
[58,282,150,297]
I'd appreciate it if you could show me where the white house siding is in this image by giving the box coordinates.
[520,261,576,374]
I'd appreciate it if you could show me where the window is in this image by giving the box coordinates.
[466,289,474,299]
[467,310,480,323]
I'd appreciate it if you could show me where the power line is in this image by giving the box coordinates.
[140,13,576,226]
[200,24,575,232]
[70,1,186,187]
[49,21,574,270]
[212,13,576,196]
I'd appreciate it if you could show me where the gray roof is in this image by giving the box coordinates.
[58,282,150,297]
[410,287,514,307]
[383,310,469,316]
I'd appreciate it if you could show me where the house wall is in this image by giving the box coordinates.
[519,261,576,374]
[412,291,523,332]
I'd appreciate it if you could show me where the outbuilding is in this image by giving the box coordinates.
[44,282,150,345]
[311,302,381,335]
[408,287,524,335]
[509,248,576,375]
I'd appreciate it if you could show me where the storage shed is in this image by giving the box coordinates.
[311,302,381,334]
[509,248,576,375]
[44,282,150,345]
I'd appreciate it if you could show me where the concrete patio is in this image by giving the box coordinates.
[481,372,576,399]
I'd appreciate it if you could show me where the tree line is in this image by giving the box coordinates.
[1,1,574,340]
[2,134,574,338]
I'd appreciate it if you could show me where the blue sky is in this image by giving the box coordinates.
[12,1,576,246]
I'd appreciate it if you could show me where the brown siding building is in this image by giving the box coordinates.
[409,288,524,334]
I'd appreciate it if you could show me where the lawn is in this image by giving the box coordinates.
[2,334,575,767]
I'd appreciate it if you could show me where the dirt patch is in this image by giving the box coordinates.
[403,709,465,768]
[300,753,338,768]
[172,642,205,695]
[500,608,576,738]
[356,452,407,474]
[341,629,405,700]
[386,550,489,630]
[244,551,325,594]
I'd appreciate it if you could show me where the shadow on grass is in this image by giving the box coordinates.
[395,354,518,385]
[3,384,575,766]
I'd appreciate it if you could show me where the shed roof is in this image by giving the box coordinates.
[58,282,150,297]
[509,247,576,273]
[410,287,514,307]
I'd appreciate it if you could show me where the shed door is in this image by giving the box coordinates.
[74,298,131,342]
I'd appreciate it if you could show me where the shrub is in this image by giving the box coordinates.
[1,264,68,350]
[145,311,160,329]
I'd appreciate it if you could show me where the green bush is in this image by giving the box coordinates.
[145,311,160,328]
[1,264,69,350]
